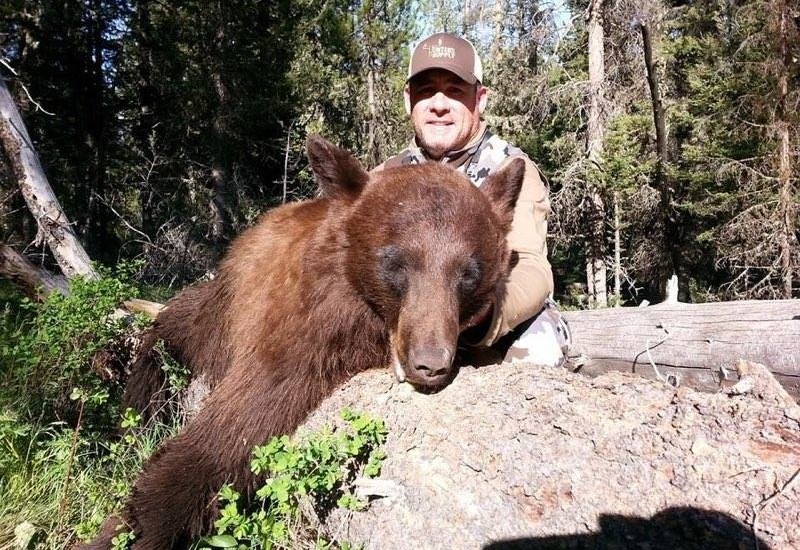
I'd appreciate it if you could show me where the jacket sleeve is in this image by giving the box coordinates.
[473,155,554,346]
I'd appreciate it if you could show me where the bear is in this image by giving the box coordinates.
[85,135,525,548]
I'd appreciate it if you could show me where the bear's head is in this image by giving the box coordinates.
[307,135,524,389]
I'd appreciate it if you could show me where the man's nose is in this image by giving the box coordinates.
[428,91,449,114]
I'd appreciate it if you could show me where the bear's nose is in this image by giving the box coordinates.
[409,347,453,378]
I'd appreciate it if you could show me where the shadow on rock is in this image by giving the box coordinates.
[483,507,768,550]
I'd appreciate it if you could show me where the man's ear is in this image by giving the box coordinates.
[479,158,525,234]
[403,84,412,115]
[476,85,488,115]
[305,135,369,201]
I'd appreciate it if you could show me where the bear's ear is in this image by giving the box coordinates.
[479,157,525,233]
[306,134,369,201]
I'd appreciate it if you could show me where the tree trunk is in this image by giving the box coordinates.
[0,243,69,298]
[0,243,164,320]
[491,0,506,61]
[135,0,158,238]
[208,5,232,244]
[585,0,607,307]
[613,190,621,304]
[640,18,681,296]
[640,21,667,177]
[775,0,795,299]
[586,0,605,163]
[366,64,378,168]
[778,121,793,298]
[90,0,107,215]
[282,121,293,205]
[305,363,799,549]
[208,167,231,242]
[0,77,97,279]
[562,299,800,399]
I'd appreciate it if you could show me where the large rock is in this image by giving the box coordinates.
[301,362,800,549]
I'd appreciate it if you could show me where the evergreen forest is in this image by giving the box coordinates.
[0,0,798,547]
[1,0,797,304]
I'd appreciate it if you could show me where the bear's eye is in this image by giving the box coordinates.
[377,245,408,295]
[458,257,482,294]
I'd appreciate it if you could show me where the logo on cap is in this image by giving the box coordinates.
[423,38,456,60]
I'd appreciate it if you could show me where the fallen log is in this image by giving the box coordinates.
[122,298,165,317]
[302,362,800,549]
[0,242,68,298]
[562,299,800,400]
[0,240,144,325]
[0,243,165,319]
[0,77,96,279]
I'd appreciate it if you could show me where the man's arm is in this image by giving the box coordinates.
[472,155,554,346]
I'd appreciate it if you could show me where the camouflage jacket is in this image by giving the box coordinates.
[374,123,554,346]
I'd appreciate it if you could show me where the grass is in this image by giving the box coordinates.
[0,412,179,549]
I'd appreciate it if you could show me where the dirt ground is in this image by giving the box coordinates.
[302,361,800,550]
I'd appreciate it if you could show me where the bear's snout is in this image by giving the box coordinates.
[407,345,455,386]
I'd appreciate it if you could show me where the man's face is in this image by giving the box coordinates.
[404,69,488,160]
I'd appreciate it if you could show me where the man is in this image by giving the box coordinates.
[375,32,570,367]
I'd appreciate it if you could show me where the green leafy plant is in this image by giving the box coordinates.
[196,409,387,550]
[1,272,384,550]
[153,340,191,392]
[0,266,184,548]
[0,402,179,549]
[1,265,140,427]
[110,529,136,550]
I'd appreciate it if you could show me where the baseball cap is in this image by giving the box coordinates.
[407,32,483,85]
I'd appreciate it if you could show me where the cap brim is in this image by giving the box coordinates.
[407,64,478,85]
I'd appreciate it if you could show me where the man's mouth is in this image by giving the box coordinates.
[426,121,454,134]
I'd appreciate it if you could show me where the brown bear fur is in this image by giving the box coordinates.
[85,136,524,549]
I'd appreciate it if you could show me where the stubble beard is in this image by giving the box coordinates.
[414,116,481,161]
[415,123,454,161]
[418,137,448,160]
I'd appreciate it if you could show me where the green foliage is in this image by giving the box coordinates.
[1,267,138,426]
[153,340,191,392]
[0,268,387,549]
[111,529,136,550]
[2,0,414,285]
[196,409,388,549]
[0,403,178,549]
[3,0,797,302]
[661,0,799,298]
[604,112,656,196]
[0,268,182,548]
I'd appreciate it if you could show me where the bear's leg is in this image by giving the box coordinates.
[125,431,222,548]
[123,328,169,423]
[91,363,339,548]
[77,423,220,549]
